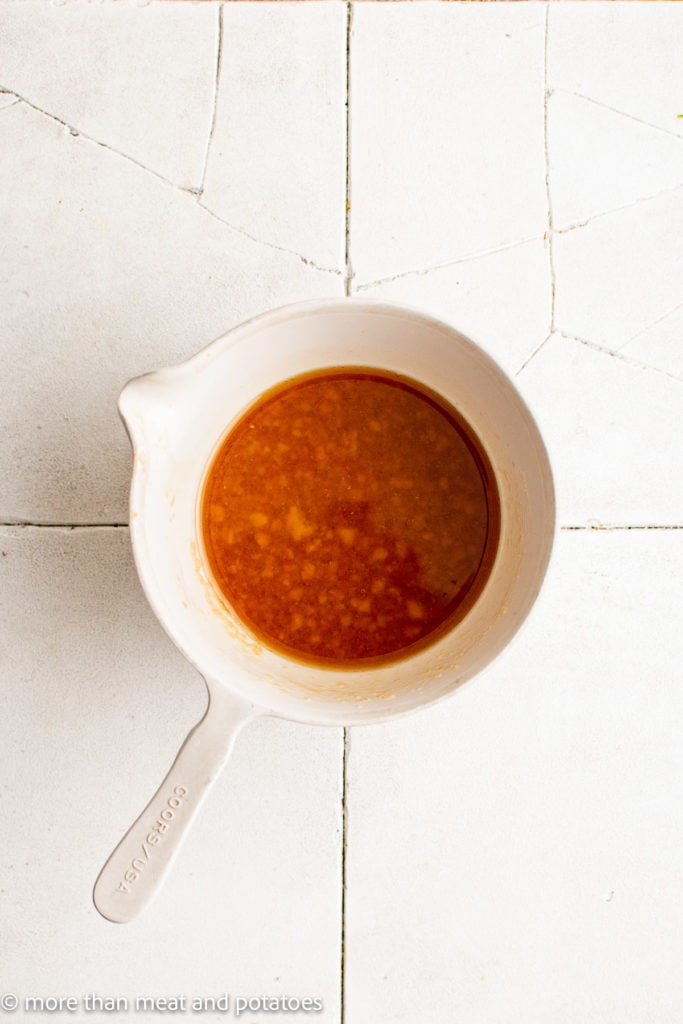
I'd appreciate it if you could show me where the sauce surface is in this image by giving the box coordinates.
[200,369,500,667]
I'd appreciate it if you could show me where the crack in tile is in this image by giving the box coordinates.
[555,184,683,236]
[0,522,128,530]
[354,235,542,292]
[557,329,683,384]
[516,327,683,384]
[0,94,21,113]
[12,521,679,534]
[543,5,556,338]
[553,87,683,141]
[616,301,683,353]
[515,333,552,377]
[3,87,198,195]
[500,11,554,379]
[197,199,342,276]
[197,2,224,198]
[3,86,342,276]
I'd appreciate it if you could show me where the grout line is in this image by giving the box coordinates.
[340,7,353,1011]
[197,199,342,275]
[515,4,563,396]
[560,525,683,532]
[543,5,556,338]
[515,332,552,378]
[555,184,683,238]
[340,726,349,1024]
[344,0,353,298]
[4,88,198,197]
[197,2,224,197]
[355,235,541,292]
[557,329,682,384]
[615,301,683,353]
[7,82,339,273]
[554,86,683,141]
[4,523,680,533]
[0,522,128,529]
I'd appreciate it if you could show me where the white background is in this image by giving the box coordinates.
[1,3,682,1022]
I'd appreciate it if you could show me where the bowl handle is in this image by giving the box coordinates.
[93,685,256,923]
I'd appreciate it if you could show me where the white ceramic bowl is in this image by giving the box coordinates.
[94,298,555,922]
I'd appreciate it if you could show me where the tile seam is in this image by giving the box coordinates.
[616,301,683,353]
[197,1,224,197]
[3,523,682,532]
[5,85,340,274]
[197,199,342,274]
[2,88,198,195]
[543,4,556,339]
[556,329,683,384]
[554,86,683,141]
[340,726,349,1024]
[0,523,129,530]
[341,4,353,1012]
[354,235,542,292]
[555,184,683,237]
[560,525,683,532]
[344,0,353,297]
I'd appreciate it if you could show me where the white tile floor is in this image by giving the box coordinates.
[1,3,682,1023]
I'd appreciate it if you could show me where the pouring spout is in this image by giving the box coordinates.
[118,370,183,449]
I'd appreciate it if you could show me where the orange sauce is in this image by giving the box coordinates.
[200,368,500,667]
